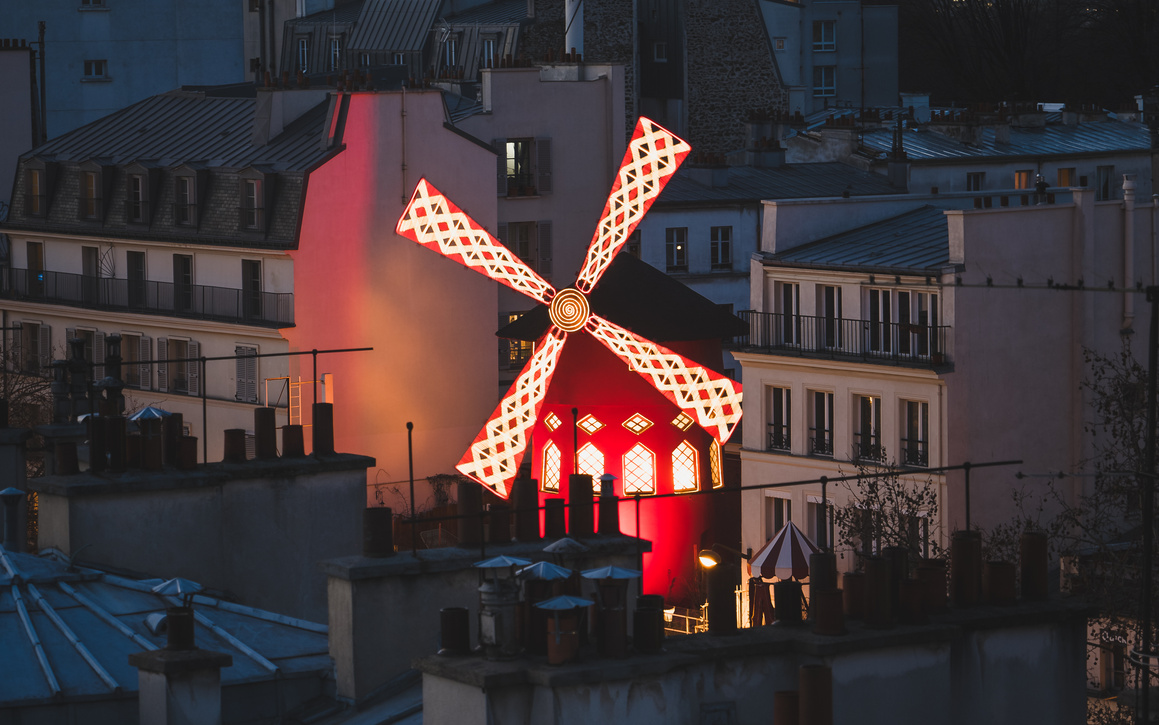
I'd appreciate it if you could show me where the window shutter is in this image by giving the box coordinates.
[535,137,552,194]
[39,325,51,372]
[65,328,75,345]
[139,336,152,389]
[94,332,105,380]
[537,221,552,280]
[187,340,201,396]
[156,338,168,392]
[494,139,507,195]
[235,345,257,403]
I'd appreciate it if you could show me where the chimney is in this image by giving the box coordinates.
[564,0,583,60]
[129,640,232,725]
[899,92,930,124]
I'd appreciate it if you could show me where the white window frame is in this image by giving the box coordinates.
[854,393,882,462]
[807,389,834,457]
[665,227,688,272]
[812,20,836,51]
[710,226,732,270]
[766,385,791,452]
[813,65,835,97]
[901,399,930,467]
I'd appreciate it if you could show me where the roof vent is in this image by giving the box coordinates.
[144,612,168,635]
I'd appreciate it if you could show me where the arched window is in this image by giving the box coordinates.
[672,441,698,493]
[577,442,605,492]
[623,443,656,495]
[542,441,561,493]
[710,440,723,489]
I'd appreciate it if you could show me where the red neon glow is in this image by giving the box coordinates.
[395,117,742,500]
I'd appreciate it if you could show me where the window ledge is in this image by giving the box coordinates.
[78,6,111,11]
[503,194,541,200]
[81,77,113,83]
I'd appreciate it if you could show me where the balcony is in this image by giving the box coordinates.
[766,424,790,452]
[2,268,294,327]
[734,311,949,367]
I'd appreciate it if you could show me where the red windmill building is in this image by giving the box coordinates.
[396,119,744,601]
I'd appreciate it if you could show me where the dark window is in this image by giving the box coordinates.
[902,400,930,467]
[175,176,196,225]
[82,246,99,305]
[812,20,835,51]
[173,254,193,313]
[242,259,262,320]
[767,386,791,451]
[83,60,108,79]
[20,322,49,374]
[710,226,732,270]
[813,66,835,97]
[81,171,100,219]
[809,390,834,456]
[127,175,145,222]
[27,242,44,298]
[481,38,496,68]
[766,496,791,537]
[1096,165,1115,201]
[966,172,985,192]
[855,395,882,461]
[297,38,309,73]
[242,178,263,230]
[128,251,146,308]
[330,36,341,71]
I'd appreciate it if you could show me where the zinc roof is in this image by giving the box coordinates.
[656,162,899,206]
[861,121,1150,161]
[0,546,329,707]
[348,0,441,52]
[287,0,366,25]
[769,205,950,273]
[24,89,334,172]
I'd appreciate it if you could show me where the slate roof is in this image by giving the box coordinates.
[768,205,951,273]
[655,162,899,206]
[348,0,442,52]
[498,253,749,342]
[22,87,333,172]
[0,546,329,707]
[859,121,1151,161]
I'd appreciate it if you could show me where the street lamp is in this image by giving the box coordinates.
[697,543,751,635]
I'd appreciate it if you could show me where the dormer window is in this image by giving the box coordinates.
[243,178,262,229]
[81,170,100,219]
[175,175,196,225]
[127,174,146,223]
[26,168,44,217]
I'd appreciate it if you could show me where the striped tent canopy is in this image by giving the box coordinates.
[750,521,821,580]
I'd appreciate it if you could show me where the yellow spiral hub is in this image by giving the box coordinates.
[549,288,590,332]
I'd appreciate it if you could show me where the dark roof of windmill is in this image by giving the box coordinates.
[498,253,749,342]
[0,546,329,708]
[443,0,528,24]
[766,205,950,273]
[655,163,898,206]
[22,88,333,172]
[348,0,442,52]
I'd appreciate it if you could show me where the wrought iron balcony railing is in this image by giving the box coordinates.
[766,424,790,452]
[809,431,833,457]
[900,438,929,467]
[734,311,949,367]
[1,268,294,327]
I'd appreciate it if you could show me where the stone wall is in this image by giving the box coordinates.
[685,0,788,154]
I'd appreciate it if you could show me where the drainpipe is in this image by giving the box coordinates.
[1153,194,1158,285]
[1124,175,1136,330]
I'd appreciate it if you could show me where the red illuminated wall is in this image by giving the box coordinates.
[530,333,729,605]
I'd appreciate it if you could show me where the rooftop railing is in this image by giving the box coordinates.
[734,311,949,367]
[2,268,293,327]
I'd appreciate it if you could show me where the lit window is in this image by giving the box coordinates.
[672,441,698,493]
[542,441,561,492]
[81,171,100,219]
[710,441,722,488]
[812,20,835,51]
[26,168,43,216]
[623,443,655,495]
[1057,167,1076,187]
[855,394,882,461]
[622,413,653,434]
[544,412,562,431]
[665,227,687,272]
[1014,170,1033,189]
[83,59,108,79]
[505,139,534,191]
[813,65,835,97]
[577,414,604,435]
[672,412,694,431]
[774,37,786,51]
[577,443,604,491]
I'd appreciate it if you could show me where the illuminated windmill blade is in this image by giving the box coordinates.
[456,329,568,498]
[397,178,556,305]
[587,314,743,444]
[574,118,692,294]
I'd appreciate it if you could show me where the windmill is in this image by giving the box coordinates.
[396,118,743,503]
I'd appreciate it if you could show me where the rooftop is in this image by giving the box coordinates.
[655,162,900,206]
[0,546,329,708]
[21,87,334,172]
[766,205,952,274]
[348,0,442,53]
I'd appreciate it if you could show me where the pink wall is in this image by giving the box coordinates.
[289,90,499,502]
